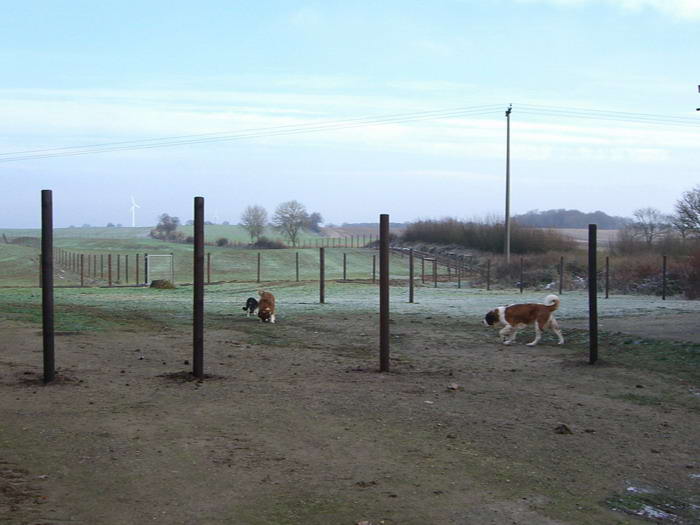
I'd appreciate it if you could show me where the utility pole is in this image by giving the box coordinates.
[505,104,512,264]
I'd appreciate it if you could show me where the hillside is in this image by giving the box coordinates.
[513,209,630,230]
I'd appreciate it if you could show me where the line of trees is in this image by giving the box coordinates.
[240,200,322,246]
[613,186,700,255]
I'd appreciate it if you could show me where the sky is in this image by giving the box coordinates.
[1,0,698,228]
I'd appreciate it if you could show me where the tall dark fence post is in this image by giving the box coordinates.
[457,255,462,289]
[136,254,140,285]
[486,259,491,291]
[144,253,148,284]
[296,252,299,282]
[125,254,129,284]
[343,253,347,280]
[379,214,390,372]
[519,257,524,294]
[80,254,84,287]
[605,256,610,299]
[193,196,205,379]
[117,254,121,283]
[100,254,104,279]
[108,254,113,287]
[409,248,414,303]
[588,224,598,365]
[372,255,376,283]
[41,190,55,383]
[207,252,211,285]
[433,259,437,288]
[319,247,325,304]
[662,255,667,300]
[257,252,261,283]
[559,256,564,295]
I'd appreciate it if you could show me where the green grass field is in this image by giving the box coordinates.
[0,226,384,287]
[1,224,355,245]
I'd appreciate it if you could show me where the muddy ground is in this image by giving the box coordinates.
[1,310,699,525]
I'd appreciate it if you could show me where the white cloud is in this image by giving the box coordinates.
[0,87,696,167]
[515,0,700,19]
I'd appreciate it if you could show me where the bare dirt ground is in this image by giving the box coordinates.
[1,309,699,525]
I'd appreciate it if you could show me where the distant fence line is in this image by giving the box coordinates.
[8,245,679,299]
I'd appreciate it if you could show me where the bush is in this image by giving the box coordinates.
[683,251,700,299]
[252,236,287,249]
[402,218,576,254]
[216,237,229,247]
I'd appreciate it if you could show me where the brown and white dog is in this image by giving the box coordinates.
[257,290,276,323]
[483,294,564,346]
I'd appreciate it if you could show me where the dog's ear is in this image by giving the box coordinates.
[484,310,498,326]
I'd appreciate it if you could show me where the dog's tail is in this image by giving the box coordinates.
[544,294,560,311]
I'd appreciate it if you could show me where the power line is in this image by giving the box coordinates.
[518,104,699,127]
[0,105,501,162]
[1,103,697,163]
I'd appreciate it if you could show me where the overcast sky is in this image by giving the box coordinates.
[1,0,698,228]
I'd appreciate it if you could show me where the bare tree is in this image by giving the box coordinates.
[240,205,267,242]
[673,186,700,239]
[272,200,309,247]
[631,207,669,246]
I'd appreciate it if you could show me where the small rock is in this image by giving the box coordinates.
[554,424,573,434]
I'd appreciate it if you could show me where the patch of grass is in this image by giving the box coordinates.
[601,333,700,383]
[234,494,359,525]
[606,488,700,524]
[610,392,663,407]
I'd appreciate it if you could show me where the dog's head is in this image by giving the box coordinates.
[258,307,273,322]
[483,309,500,327]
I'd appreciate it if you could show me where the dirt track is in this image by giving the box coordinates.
[2,308,699,524]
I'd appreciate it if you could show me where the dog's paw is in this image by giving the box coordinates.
[526,342,536,347]
[503,341,512,346]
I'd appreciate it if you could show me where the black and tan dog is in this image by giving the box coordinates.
[242,297,259,317]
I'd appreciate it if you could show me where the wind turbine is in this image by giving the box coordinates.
[130,196,141,227]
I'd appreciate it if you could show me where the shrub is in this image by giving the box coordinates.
[216,237,229,247]
[252,236,287,249]
[683,251,700,299]
[402,218,576,254]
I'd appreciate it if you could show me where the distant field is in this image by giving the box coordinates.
[0,225,325,244]
[0,238,410,287]
[557,228,618,245]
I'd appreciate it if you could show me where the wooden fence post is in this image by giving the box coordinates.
[588,224,598,364]
[319,248,325,304]
[662,255,667,300]
[41,190,55,383]
[379,214,390,372]
[486,259,491,291]
[409,248,414,303]
[193,196,205,379]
